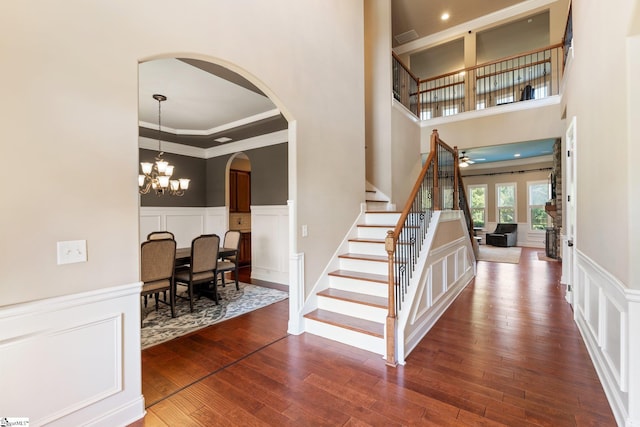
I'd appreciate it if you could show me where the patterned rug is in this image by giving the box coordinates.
[141,282,288,349]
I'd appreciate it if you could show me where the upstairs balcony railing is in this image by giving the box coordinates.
[392,43,566,120]
[392,52,419,117]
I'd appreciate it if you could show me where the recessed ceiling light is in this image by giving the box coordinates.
[441,12,450,21]
[514,153,521,157]
[214,137,232,143]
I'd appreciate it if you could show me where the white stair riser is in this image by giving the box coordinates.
[348,241,387,256]
[329,276,388,298]
[317,296,387,323]
[366,201,391,211]
[357,226,395,240]
[304,319,385,355]
[339,258,388,276]
[364,213,400,226]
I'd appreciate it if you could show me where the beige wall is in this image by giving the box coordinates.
[391,106,422,208]
[0,0,366,306]
[422,103,564,152]
[365,0,393,198]
[564,0,635,288]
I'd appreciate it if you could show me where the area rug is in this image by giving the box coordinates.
[537,251,559,262]
[477,245,522,264]
[141,282,288,349]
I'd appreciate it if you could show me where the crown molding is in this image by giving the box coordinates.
[139,129,288,159]
[138,108,281,136]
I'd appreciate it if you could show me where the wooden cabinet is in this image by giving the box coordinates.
[229,169,251,213]
[238,232,251,265]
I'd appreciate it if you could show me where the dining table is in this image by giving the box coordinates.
[173,246,238,302]
[175,246,237,266]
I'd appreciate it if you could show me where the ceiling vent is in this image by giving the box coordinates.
[394,29,419,44]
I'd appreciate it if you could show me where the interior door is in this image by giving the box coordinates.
[562,116,577,305]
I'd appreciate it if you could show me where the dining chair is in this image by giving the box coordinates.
[147,231,175,240]
[217,230,242,290]
[145,231,176,304]
[174,234,220,311]
[140,238,176,322]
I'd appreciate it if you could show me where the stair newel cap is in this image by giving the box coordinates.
[384,230,395,253]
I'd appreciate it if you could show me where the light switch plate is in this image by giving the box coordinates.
[57,240,87,265]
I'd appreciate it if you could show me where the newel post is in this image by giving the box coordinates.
[384,230,397,367]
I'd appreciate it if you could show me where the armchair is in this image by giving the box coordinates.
[486,223,518,247]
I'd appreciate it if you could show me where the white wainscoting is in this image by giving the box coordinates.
[140,206,227,248]
[574,250,640,427]
[398,212,475,364]
[251,205,289,285]
[140,206,290,286]
[0,283,144,426]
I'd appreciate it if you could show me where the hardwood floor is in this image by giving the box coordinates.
[132,249,616,426]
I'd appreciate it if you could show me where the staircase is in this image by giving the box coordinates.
[364,184,395,211]
[303,210,400,355]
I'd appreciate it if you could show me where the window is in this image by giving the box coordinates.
[496,95,514,105]
[468,185,487,228]
[534,84,548,99]
[420,109,432,120]
[442,106,458,116]
[496,183,516,223]
[528,180,550,231]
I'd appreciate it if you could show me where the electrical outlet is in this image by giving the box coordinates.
[57,240,87,265]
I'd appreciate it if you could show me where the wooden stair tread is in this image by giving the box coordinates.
[338,253,388,262]
[357,224,396,229]
[304,309,384,338]
[329,269,388,283]
[317,288,387,308]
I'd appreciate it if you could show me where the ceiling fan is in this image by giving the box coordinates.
[459,151,475,168]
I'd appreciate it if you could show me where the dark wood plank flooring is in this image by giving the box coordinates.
[132,249,616,426]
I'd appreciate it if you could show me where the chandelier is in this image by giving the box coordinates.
[138,94,190,196]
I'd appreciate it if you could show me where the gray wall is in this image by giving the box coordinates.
[247,143,288,205]
[142,142,288,208]
[205,154,231,207]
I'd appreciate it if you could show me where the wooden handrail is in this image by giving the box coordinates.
[474,57,551,80]
[384,129,471,366]
[419,42,563,83]
[392,51,420,82]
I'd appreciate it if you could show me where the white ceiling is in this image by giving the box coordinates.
[139,58,277,133]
